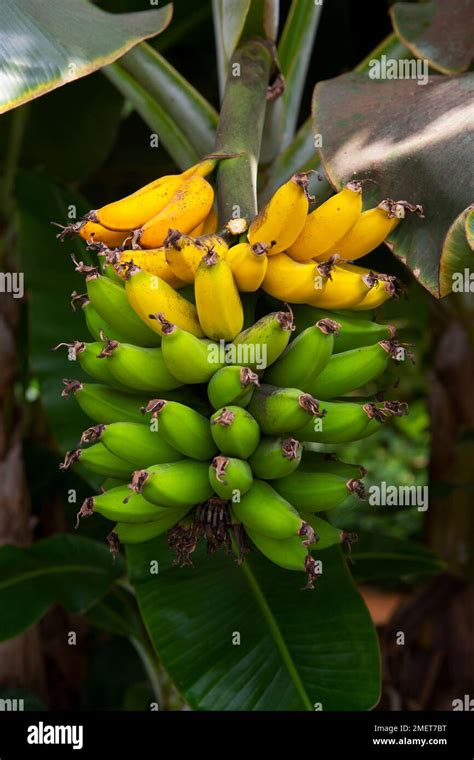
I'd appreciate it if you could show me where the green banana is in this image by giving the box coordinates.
[247,384,323,435]
[231,308,294,371]
[62,381,149,424]
[53,340,125,388]
[71,292,129,343]
[60,443,133,479]
[305,515,358,552]
[78,263,161,347]
[207,366,260,410]
[126,460,213,508]
[292,304,396,353]
[208,456,253,500]
[244,527,320,588]
[292,400,386,443]
[300,451,366,479]
[210,406,261,458]
[153,314,225,383]
[76,485,171,525]
[97,337,183,392]
[306,340,400,399]
[249,436,302,479]
[232,480,315,542]
[142,399,217,460]
[264,319,339,388]
[272,470,366,512]
[95,246,125,286]
[110,505,191,545]
[80,422,184,468]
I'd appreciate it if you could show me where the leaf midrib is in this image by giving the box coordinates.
[0,564,109,592]
[239,560,313,711]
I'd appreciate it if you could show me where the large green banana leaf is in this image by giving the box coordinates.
[0,0,172,114]
[127,538,380,711]
[0,535,124,641]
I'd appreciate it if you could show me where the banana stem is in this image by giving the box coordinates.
[214,39,273,225]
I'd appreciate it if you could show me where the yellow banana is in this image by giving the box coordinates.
[164,230,229,284]
[82,158,216,232]
[202,206,218,234]
[189,206,218,236]
[351,274,399,310]
[164,230,208,284]
[135,176,214,249]
[195,250,244,340]
[125,266,204,337]
[197,233,229,258]
[248,172,312,254]
[287,181,362,261]
[182,157,217,180]
[325,199,424,260]
[226,242,268,292]
[262,254,375,308]
[115,248,185,288]
[79,222,131,247]
[190,220,205,236]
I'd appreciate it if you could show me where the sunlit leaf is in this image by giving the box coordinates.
[0,0,172,114]
[390,0,474,74]
[314,71,474,296]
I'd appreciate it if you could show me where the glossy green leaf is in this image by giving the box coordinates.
[105,61,201,170]
[116,43,218,158]
[390,0,474,74]
[351,533,445,585]
[278,0,322,150]
[0,0,173,114]
[439,204,474,297]
[16,171,93,451]
[313,72,474,296]
[0,535,124,641]
[128,539,380,711]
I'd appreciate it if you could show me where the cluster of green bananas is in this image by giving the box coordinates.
[56,158,417,588]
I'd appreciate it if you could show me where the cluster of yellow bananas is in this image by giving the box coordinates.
[60,164,422,340]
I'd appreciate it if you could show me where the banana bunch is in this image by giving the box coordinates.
[55,160,419,588]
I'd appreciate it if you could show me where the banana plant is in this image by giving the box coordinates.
[1,0,464,711]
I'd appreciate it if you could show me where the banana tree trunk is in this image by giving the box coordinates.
[214,38,273,224]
